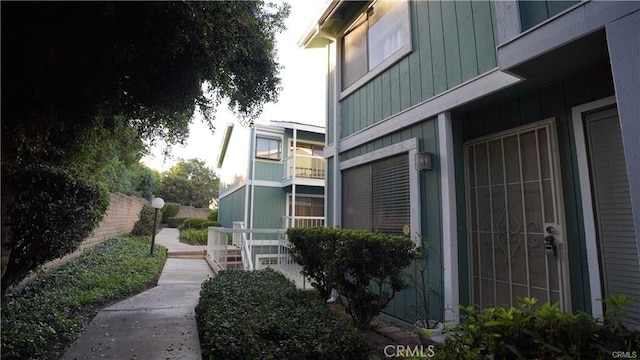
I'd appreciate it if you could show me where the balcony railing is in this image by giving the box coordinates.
[207,223,309,289]
[283,216,325,229]
[284,154,325,180]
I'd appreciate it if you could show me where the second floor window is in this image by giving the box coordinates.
[256,136,281,161]
[342,0,410,90]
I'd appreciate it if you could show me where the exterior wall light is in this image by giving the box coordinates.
[415,152,433,171]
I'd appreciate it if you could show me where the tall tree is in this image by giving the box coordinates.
[1,1,290,176]
[158,159,219,208]
[1,1,289,291]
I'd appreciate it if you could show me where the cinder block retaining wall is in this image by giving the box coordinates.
[43,193,149,269]
[175,206,210,219]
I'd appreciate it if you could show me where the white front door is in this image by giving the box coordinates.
[465,120,567,309]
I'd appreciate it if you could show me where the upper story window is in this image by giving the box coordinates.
[342,0,411,91]
[255,136,282,161]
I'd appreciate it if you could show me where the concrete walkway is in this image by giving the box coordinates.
[62,228,214,360]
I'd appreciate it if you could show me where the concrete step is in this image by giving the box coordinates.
[167,250,206,259]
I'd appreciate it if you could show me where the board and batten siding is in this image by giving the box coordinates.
[456,63,615,313]
[339,0,497,140]
[218,186,247,228]
[253,161,284,182]
[250,186,286,229]
[335,118,444,325]
[519,0,579,32]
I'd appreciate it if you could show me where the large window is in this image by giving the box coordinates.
[342,154,410,235]
[342,0,411,90]
[255,136,282,161]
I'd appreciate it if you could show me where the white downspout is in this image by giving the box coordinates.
[249,126,256,232]
[291,127,297,228]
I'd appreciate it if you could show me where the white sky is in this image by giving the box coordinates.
[142,0,328,173]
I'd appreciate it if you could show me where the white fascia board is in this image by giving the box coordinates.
[338,69,521,153]
[498,1,640,70]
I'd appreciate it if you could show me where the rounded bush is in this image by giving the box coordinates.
[161,203,180,223]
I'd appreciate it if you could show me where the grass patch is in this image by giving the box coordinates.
[196,269,373,359]
[1,235,167,360]
[179,228,207,245]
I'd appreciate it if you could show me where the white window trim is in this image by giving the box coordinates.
[286,193,325,218]
[339,0,412,99]
[571,95,617,320]
[255,133,284,163]
[339,138,420,243]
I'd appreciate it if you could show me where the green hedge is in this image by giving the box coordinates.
[1,235,167,359]
[131,204,162,236]
[287,227,418,330]
[179,228,208,245]
[2,166,109,292]
[161,202,180,223]
[166,217,187,228]
[196,269,372,359]
[207,209,218,222]
[180,217,221,230]
[433,296,640,359]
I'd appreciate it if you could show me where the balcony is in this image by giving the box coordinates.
[284,154,325,182]
[283,216,325,229]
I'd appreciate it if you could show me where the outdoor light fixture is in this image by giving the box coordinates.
[415,152,433,171]
[150,197,165,255]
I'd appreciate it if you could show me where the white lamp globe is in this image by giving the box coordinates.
[151,197,165,209]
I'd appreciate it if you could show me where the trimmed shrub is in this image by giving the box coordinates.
[1,235,166,359]
[207,209,218,222]
[287,227,418,330]
[180,217,221,230]
[161,202,180,223]
[2,166,109,293]
[166,217,187,228]
[433,296,640,359]
[286,227,338,299]
[179,228,207,245]
[195,269,372,359]
[131,204,162,236]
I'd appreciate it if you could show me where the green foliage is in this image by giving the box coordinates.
[287,227,418,330]
[131,204,162,236]
[3,1,290,175]
[179,229,208,245]
[161,203,181,223]
[195,269,372,360]
[1,235,166,359]
[207,209,218,222]
[2,166,109,293]
[158,159,219,208]
[180,218,221,230]
[286,227,339,299]
[433,296,640,360]
[166,217,188,229]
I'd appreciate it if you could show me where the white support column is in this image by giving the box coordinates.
[292,128,297,227]
[438,112,459,324]
[606,11,640,256]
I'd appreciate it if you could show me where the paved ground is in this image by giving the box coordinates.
[62,228,425,359]
[62,228,213,360]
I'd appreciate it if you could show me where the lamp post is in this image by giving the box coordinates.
[150,197,165,255]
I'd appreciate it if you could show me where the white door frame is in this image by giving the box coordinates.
[571,95,617,320]
[464,118,571,311]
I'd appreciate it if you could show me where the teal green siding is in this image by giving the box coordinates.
[519,1,579,31]
[338,118,444,324]
[326,157,334,227]
[250,186,286,229]
[218,186,246,228]
[456,63,615,313]
[339,1,497,140]
[253,161,284,182]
